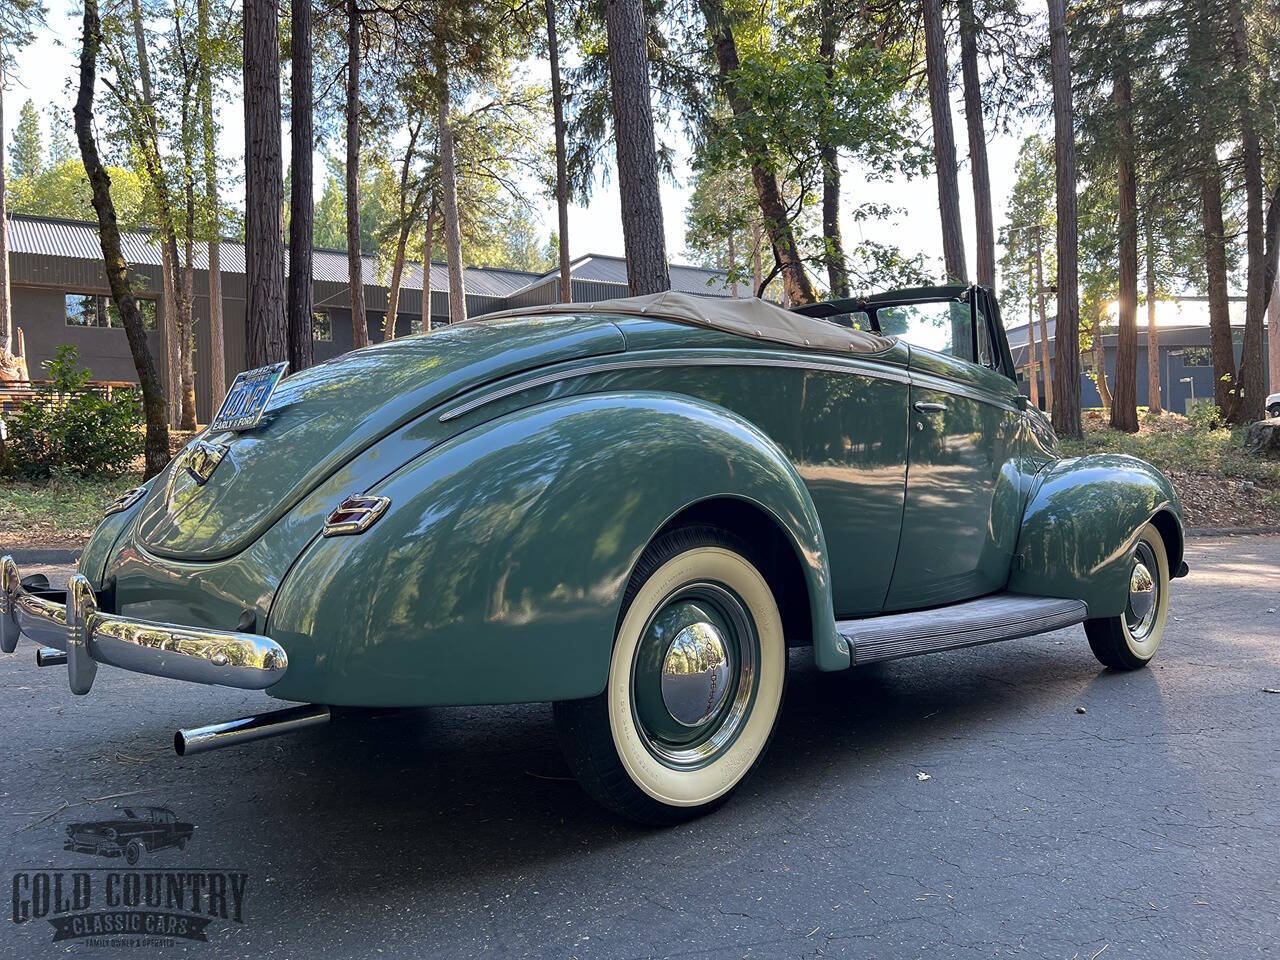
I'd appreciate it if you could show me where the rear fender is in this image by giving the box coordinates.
[265,391,840,707]
[1007,454,1184,617]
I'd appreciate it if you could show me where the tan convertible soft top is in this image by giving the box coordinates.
[482,291,895,355]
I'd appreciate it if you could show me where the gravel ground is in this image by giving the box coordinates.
[1,536,1276,960]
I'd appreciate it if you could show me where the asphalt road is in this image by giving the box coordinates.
[1,536,1277,960]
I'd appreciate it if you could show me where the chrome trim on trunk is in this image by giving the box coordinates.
[1,555,288,695]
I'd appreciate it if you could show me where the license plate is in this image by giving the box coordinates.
[209,361,289,432]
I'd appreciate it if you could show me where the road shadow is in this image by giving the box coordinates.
[163,632,1158,907]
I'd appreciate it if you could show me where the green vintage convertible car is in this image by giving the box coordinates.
[2,287,1187,823]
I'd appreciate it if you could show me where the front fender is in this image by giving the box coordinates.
[1007,454,1184,617]
[265,391,838,707]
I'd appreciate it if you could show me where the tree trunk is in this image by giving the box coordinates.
[422,199,436,331]
[700,0,815,304]
[180,188,197,430]
[160,242,182,426]
[959,0,994,288]
[0,73,12,373]
[1270,272,1280,395]
[197,0,225,403]
[75,0,170,477]
[437,66,468,325]
[751,222,764,297]
[1199,143,1235,412]
[1145,227,1162,414]
[1226,0,1265,423]
[1034,231,1054,410]
[819,0,849,299]
[820,146,850,299]
[244,0,287,367]
[1094,308,1113,411]
[546,0,572,303]
[923,0,968,283]
[131,0,182,423]
[727,220,739,297]
[384,227,410,340]
[384,119,423,342]
[1047,0,1081,438]
[605,0,671,296]
[1111,30,1139,433]
[345,0,367,349]
[287,0,315,371]
[1184,0,1235,414]
[1025,260,1039,408]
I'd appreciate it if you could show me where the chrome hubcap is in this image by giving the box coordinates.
[631,583,758,769]
[1125,542,1159,640]
[661,621,732,727]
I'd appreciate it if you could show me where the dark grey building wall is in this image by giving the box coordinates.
[14,282,166,385]
[1016,325,1272,413]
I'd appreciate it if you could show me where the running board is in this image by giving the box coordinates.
[837,593,1089,665]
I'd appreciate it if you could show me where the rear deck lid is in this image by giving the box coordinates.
[134,315,625,560]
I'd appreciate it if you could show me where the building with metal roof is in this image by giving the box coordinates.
[1004,308,1272,413]
[5,214,733,422]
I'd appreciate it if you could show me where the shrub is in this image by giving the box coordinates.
[3,345,144,480]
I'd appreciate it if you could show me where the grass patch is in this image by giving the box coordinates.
[0,472,142,549]
[1059,410,1280,528]
[1060,410,1280,483]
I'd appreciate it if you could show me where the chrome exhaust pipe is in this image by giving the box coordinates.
[36,647,68,667]
[175,704,330,756]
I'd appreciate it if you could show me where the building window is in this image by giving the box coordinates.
[1183,347,1211,367]
[312,311,332,342]
[65,293,157,331]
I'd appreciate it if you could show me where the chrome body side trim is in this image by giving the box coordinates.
[438,353,912,422]
[437,351,1021,423]
[1,554,288,695]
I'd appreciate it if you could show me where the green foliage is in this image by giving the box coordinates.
[998,134,1055,324]
[0,0,45,68]
[1058,410,1280,486]
[681,0,930,295]
[4,346,145,480]
[7,157,147,225]
[9,98,42,181]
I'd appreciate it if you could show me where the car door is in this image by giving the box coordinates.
[881,291,1025,611]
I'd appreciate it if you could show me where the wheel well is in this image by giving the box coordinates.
[1149,508,1184,574]
[654,498,814,648]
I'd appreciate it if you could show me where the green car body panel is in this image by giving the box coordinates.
[1008,454,1184,616]
[265,391,840,706]
[74,299,1184,708]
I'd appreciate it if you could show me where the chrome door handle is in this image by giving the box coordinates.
[914,401,948,413]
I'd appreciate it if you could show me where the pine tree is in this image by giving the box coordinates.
[9,99,42,181]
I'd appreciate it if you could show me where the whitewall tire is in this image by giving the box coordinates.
[1085,522,1171,670]
[555,525,787,824]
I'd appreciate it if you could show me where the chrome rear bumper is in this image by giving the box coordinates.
[1,555,288,695]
